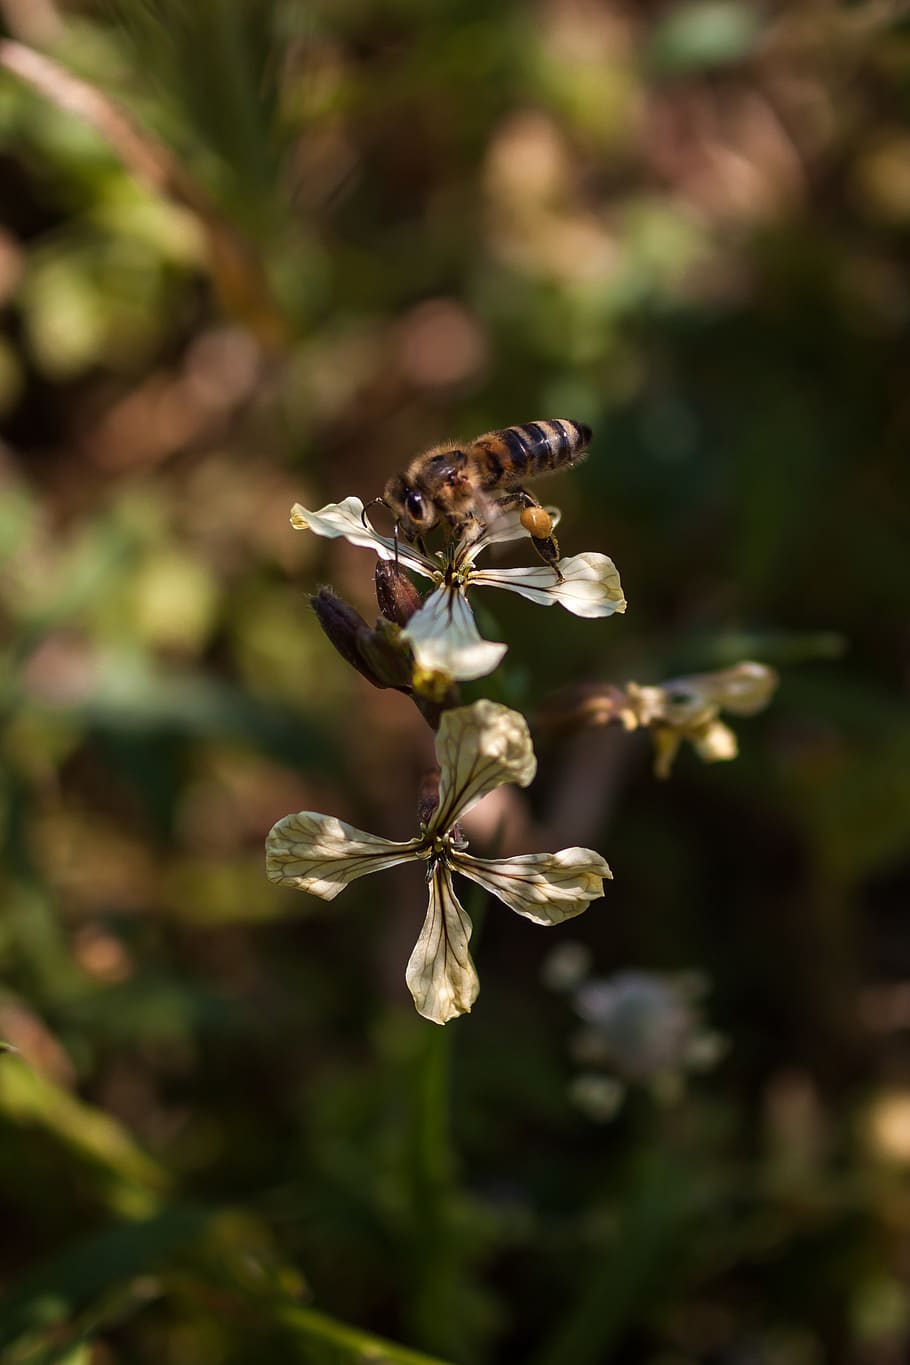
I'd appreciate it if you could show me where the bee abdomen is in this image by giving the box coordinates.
[475,419,591,486]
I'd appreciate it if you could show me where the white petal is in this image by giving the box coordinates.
[266,810,422,900]
[405,863,479,1024]
[452,847,611,924]
[472,552,627,618]
[402,586,507,682]
[289,498,434,578]
[693,719,738,764]
[458,505,563,561]
[433,700,537,830]
[716,662,778,716]
[692,662,779,716]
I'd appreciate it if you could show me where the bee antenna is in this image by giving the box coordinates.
[361,496,388,530]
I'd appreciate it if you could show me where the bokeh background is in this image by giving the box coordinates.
[2,1,910,1362]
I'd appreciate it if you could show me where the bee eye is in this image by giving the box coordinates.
[405,491,425,519]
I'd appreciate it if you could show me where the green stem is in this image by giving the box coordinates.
[416,1020,454,1195]
[278,1305,457,1365]
[406,1023,457,1353]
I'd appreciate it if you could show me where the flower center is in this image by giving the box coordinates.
[443,555,473,591]
[417,828,469,862]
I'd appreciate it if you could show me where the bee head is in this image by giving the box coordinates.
[383,474,438,538]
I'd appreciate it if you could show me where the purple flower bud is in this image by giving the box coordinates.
[375,560,422,626]
[312,587,410,690]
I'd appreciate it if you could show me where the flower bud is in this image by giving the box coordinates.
[358,617,414,690]
[416,769,440,827]
[311,588,411,691]
[311,587,372,676]
[375,560,422,626]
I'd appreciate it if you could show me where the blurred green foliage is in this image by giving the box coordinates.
[1,0,909,1361]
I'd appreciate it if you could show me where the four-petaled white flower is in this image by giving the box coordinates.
[266,700,611,1025]
[290,497,626,682]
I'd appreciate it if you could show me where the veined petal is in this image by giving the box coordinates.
[406,863,479,1024]
[432,699,537,831]
[452,847,611,924]
[472,552,627,618]
[402,586,507,682]
[266,810,422,900]
[458,505,563,561]
[289,498,434,578]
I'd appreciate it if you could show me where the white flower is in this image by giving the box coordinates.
[624,661,779,779]
[290,497,626,682]
[266,700,611,1024]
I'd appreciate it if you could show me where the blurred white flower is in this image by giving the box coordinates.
[623,661,779,778]
[290,497,626,682]
[267,700,611,1024]
[572,969,725,1091]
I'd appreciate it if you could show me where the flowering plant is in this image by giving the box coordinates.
[273,432,779,1023]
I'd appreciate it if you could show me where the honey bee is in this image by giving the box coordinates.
[375,419,593,575]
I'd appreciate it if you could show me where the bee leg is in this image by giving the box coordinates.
[496,490,564,582]
[463,513,484,548]
[531,533,564,582]
[445,511,479,549]
[493,490,526,514]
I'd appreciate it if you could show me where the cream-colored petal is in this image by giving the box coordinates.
[693,719,738,764]
[405,863,479,1025]
[659,695,716,729]
[452,847,611,924]
[659,661,779,722]
[289,498,434,578]
[458,505,563,561]
[622,682,667,728]
[698,661,779,716]
[433,700,537,830]
[402,586,507,682]
[472,552,627,618]
[652,728,683,780]
[266,810,422,900]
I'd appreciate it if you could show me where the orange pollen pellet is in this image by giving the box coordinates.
[519,506,553,539]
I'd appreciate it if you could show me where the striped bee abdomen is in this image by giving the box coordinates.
[474,419,592,488]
